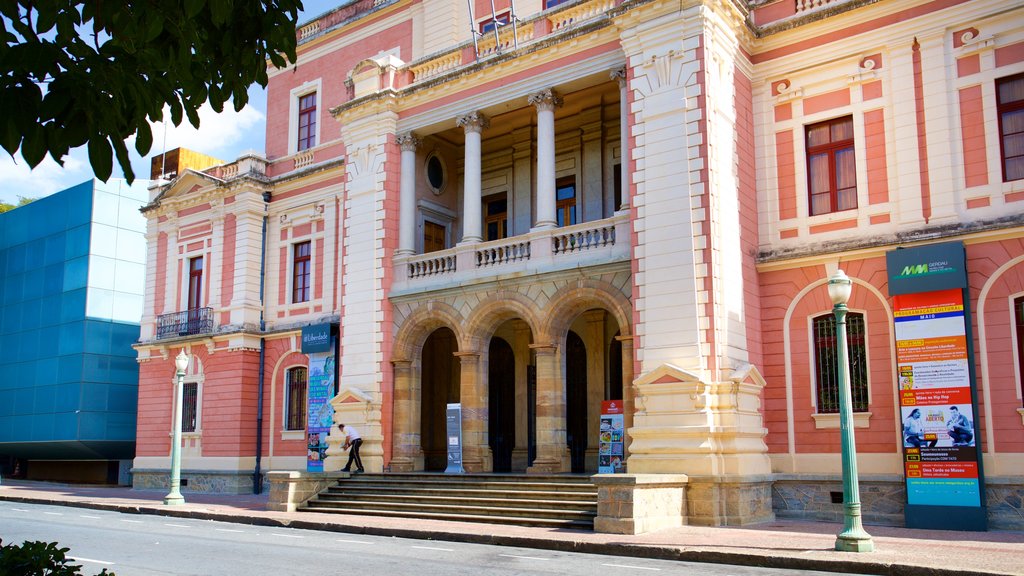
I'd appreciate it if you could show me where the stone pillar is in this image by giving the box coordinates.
[611,68,629,211]
[456,112,488,244]
[396,133,420,256]
[455,351,492,472]
[389,360,422,471]
[528,89,562,229]
[511,321,531,470]
[584,310,606,470]
[616,335,635,461]
[527,343,568,473]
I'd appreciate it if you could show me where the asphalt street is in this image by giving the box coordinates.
[0,501,866,576]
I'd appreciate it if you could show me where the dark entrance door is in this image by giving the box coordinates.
[422,328,457,471]
[527,364,536,467]
[488,338,515,473]
[565,331,587,473]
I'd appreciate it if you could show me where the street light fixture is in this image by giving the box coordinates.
[164,349,189,506]
[827,269,874,552]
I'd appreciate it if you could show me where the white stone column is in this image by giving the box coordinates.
[396,133,420,255]
[456,112,489,244]
[528,89,562,229]
[612,68,629,211]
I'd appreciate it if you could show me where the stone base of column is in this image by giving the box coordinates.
[527,446,569,473]
[266,471,347,512]
[388,451,423,472]
[592,474,689,534]
[684,475,775,526]
[511,447,530,471]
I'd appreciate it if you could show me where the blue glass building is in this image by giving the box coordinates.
[0,179,148,483]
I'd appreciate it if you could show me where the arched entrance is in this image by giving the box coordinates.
[565,331,588,473]
[488,338,515,472]
[421,327,458,471]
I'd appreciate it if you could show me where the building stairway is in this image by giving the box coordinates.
[300,473,598,530]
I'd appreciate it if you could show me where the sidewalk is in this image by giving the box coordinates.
[1,479,1021,576]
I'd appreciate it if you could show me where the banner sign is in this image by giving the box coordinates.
[306,340,337,472]
[301,323,333,353]
[888,242,985,530]
[445,403,464,474]
[886,241,967,296]
[598,400,625,474]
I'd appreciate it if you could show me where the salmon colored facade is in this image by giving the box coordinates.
[134,0,1024,531]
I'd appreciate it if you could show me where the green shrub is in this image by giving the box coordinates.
[0,538,114,576]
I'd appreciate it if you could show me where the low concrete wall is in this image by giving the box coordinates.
[266,471,348,512]
[132,469,259,494]
[592,474,689,534]
[686,475,775,526]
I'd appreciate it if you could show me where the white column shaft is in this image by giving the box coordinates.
[463,129,483,243]
[398,147,417,254]
[619,81,629,210]
[535,106,557,229]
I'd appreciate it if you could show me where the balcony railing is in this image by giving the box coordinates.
[393,213,630,296]
[156,307,215,339]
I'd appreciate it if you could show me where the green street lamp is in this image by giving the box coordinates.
[828,270,873,552]
[164,349,190,506]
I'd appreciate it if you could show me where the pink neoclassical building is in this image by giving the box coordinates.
[132,0,1024,531]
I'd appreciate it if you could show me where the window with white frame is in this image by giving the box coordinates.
[1015,295,1024,405]
[285,367,308,431]
[997,73,1024,182]
[288,80,322,155]
[812,311,868,413]
[182,380,199,433]
[292,241,311,303]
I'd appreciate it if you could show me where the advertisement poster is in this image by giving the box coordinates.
[894,288,980,508]
[445,403,464,474]
[598,400,625,474]
[305,350,335,472]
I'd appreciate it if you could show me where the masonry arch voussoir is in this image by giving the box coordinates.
[393,301,465,362]
[462,291,543,350]
[541,280,632,341]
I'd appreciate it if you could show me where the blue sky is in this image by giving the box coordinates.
[0,0,341,205]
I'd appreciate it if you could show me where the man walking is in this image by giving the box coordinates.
[339,423,364,473]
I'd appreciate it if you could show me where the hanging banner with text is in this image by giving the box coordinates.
[303,324,337,473]
[598,400,625,474]
[887,242,986,530]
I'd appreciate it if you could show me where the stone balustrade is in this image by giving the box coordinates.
[547,0,616,30]
[476,24,535,58]
[294,150,315,169]
[298,21,320,41]
[392,213,629,296]
[796,0,844,15]
[409,52,462,83]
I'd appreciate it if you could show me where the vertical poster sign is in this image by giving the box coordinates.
[302,324,336,473]
[887,242,986,531]
[445,403,464,474]
[598,400,625,474]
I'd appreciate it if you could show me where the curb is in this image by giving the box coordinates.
[0,494,1014,576]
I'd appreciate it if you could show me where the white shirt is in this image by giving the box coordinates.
[342,425,361,442]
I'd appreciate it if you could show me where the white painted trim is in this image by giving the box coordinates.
[282,364,309,432]
[288,79,323,156]
[812,411,872,429]
[976,254,1024,453]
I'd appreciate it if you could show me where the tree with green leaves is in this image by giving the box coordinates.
[0,0,304,182]
[0,195,37,213]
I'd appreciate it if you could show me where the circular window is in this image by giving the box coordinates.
[425,153,446,195]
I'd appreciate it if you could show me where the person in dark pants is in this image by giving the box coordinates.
[339,423,364,473]
[946,406,974,446]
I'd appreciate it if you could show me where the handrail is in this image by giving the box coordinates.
[156,307,215,339]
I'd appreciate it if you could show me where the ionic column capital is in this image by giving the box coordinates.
[396,133,420,152]
[456,112,490,133]
[527,89,563,112]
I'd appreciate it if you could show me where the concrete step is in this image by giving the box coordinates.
[300,473,599,530]
[316,491,597,511]
[300,504,595,529]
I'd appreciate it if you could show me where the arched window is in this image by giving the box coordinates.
[1015,296,1024,404]
[285,367,308,431]
[812,312,868,413]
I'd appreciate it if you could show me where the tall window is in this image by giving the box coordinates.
[187,257,203,310]
[807,116,857,216]
[1015,296,1024,404]
[182,381,198,433]
[812,312,868,413]
[997,73,1024,182]
[292,241,311,303]
[484,194,507,241]
[297,92,317,152]
[556,176,577,227]
[286,367,308,431]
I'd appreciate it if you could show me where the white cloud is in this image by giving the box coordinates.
[143,102,266,161]
[0,152,89,204]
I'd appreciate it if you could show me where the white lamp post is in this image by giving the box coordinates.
[164,349,189,505]
[827,270,873,552]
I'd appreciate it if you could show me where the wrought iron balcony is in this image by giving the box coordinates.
[156,307,214,339]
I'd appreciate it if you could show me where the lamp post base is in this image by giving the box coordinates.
[163,492,185,506]
[835,532,874,552]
